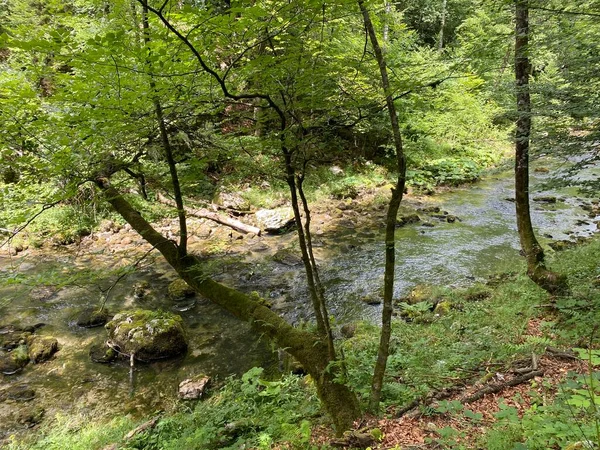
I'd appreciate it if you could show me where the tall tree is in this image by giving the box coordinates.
[514,0,568,295]
[358,0,407,411]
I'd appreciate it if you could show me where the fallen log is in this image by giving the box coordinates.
[124,416,160,441]
[459,370,543,404]
[157,193,261,236]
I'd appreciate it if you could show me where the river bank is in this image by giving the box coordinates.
[0,161,599,446]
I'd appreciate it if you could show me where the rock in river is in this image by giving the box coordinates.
[105,310,187,361]
[168,279,196,301]
[0,345,30,375]
[27,336,59,363]
[255,208,295,234]
[89,343,117,364]
[179,375,211,400]
[77,308,111,328]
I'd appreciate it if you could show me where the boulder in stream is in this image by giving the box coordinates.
[255,208,295,234]
[396,214,420,227]
[89,343,117,364]
[179,375,211,400]
[0,326,32,351]
[77,308,111,328]
[272,248,302,266]
[105,310,187,361]
[0,345,30,375]
[27,336,59,363]
[533,195,558,203]
[168,279,196,301]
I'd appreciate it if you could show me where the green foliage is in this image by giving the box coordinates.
[7,368,321,450]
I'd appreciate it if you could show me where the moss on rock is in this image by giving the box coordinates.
[26,336,59,363]
[167,279,196,301]
[76,308,110,328]
[105,310,187,361]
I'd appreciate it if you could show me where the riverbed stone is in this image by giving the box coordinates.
[0,327,31,351]
[133,281,150,299]
[0,384,36,402]
[340,323,357,339]
[27,336,59,363]
[89,343,117,364]
[396,214,420,227]
[214,191,250,211]
[255,208,295,234]
[533,195,557,203]
[105,310,187,361]
[272,248,302,266]
[77,308,111,328]
[0,345,30,375]
[168,279,196,301]
[29,286,57,301]
[361,294,382,305]
[178,375,211,399]
[16,405,45,427]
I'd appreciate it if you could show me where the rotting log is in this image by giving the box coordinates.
[157,193,261,236]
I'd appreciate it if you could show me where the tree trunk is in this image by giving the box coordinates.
[438,0,447,51]
[94,178,360,433]
[514,0,568,295]
[141,0,188,256]
[358,0,407,412]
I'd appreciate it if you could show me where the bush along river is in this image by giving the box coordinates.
[0,159,598,441]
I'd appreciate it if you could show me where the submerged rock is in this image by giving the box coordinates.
[133,281,150,299]
[89,343,117,364]
[533,195,557,203]
[105,310,187,361]
[0,327,32,351]
[272,248,302,266]
[396,214,420,227]
[168,279,196,301]
[27,336,59,363]
[77,308,111,328]
[179,375,211,400]
[0,384,36,402]
[0,345,30,375]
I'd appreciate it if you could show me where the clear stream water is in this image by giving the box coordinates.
[0,161,598,438]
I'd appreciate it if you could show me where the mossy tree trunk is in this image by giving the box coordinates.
[358,0,407,412]
[94,179,360,433]
[514,0,568,295]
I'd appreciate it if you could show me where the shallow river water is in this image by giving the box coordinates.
[0,161,598,439]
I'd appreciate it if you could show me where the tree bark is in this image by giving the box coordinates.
[438,0,447,51]
[514,0,568,295]
[358,0,407,412]
[141,0,188,256]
